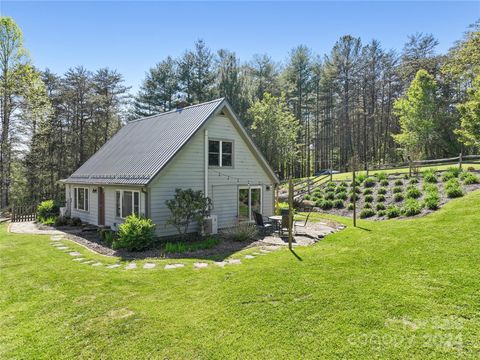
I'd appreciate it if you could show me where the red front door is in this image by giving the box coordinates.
[98,187,105,226]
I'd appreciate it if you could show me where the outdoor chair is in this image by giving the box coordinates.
[280,209,291,237]
[294,210,312,235]
[253,211,274,235]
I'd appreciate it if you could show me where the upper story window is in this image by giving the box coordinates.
[209,140,233,167]
[74,187,89,211]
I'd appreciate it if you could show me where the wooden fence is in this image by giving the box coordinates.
[11,205,37,222]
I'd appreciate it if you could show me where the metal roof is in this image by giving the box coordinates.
[65,98,225,185]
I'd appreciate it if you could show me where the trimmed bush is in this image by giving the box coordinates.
[422,169,437,183]
[402,198,422,216]
[406,186,421,199]
[394,193,404,202]
[364,194,374,203]
[377,187,387,195]
[363,188,373,195]
[393,186,403,194]
[37,200,59,223]
[363,177,376,188]
[423,192,440,210]
[387,205,401,218]
[380,179,389,186]
[376,194,386,202]
[347,203,354,210]
[113,215,156,251]
[394,179,403,186]
[333,199,344,208]
[359,208,375,218]
[376,203,386,211]
[335,191,347,200]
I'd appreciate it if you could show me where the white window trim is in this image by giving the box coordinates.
[73,187,89,212]
[238,186,262,222]
[115,189,140,219]
[208,139,234,168]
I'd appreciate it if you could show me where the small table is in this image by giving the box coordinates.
[268,215,282,233]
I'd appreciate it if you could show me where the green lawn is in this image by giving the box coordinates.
[2,192,480,359]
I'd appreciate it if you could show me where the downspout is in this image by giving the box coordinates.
[204,129,208,198]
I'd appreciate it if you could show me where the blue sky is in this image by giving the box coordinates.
[2,1,479,93]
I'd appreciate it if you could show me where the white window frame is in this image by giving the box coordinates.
[208,139,233,168]
[238,186,262,222]
[73,187,89,212]
[115,189,140,219]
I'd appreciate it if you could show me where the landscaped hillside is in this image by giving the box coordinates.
[1,191,480,359]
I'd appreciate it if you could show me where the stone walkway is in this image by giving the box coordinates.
[47,233,284,272]
[9,221,64,235]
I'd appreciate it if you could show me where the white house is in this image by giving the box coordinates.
[62,98,279,237]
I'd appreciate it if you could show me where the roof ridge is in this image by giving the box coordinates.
[128,97,225,124]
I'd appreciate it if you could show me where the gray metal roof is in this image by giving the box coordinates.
[65,98,225,185]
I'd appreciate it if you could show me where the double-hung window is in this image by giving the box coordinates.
[115,190,140,218]
[74,187,89,211]
[208,140,233,167]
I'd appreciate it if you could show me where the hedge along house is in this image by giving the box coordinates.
[61,98,279,237]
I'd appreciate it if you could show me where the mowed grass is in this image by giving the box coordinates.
[1,192,480,359]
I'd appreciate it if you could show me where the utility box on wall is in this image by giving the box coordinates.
[205,215,218,235]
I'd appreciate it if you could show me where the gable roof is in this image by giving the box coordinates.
[64,98,279,186]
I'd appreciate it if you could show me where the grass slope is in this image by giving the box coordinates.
[1,192,480,359]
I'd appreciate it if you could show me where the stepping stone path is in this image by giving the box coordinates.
[57,246,69,250]
[227,259,241,265]
[107,264,121,269]
[51,235,63,241]
[214,261,227,267]
[91,262,102,267]
[244,255,255,259]
[164,263,184,270]
[194,262,208,269]
[69,252,81,257]
[82,260,94,264]
[143,263,156,269]
[73,258,85,262]
[125,262,137,270]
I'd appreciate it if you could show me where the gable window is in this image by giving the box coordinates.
[209,140,233,167]
[115,190,140,218]
[74,187,89,211]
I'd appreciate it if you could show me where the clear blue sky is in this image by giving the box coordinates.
[2,1,479,93]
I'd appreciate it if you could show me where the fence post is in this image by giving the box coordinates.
[366,162,369,177]
[408,156,412,177]
[351,158,357,228]
[459,152,463,170]
[307,178,311,195]
[288,178,294,250]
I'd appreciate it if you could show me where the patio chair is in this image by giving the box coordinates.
[280,209,292,237]
[294,210,312,235]
[253,211,274,235]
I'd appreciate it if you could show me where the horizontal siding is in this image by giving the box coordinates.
[148,114,274,236]
[66,184,98,225]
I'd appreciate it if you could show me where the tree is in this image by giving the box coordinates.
[456,75,480,148]
[400,33,440,84]
[248,93,300,178]
[393,69,443,159]
[191,39,215,103]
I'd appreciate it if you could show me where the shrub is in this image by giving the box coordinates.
[376,194,386,202]
[376,203,386,211]
[375,172,387,181]
[380,179,389,186]
[357,173,367,183]
[394,193,404,202]
[377,187,387,195]
[387,205,401,218]
[442,172,455,182]
[37,200,59,223]
[333,199,344,208]
[363,177,376,188]
[467,166,475,171]
[164,237,220,253]
[393,186,403,194]
[402,199,422,216]
[335,191,347,200]
[113,215,156,251]
[350,180,360,187]
[359,208,375,218]
[326,181,336,189]
[405,186,421,199]
[223,223,258,242]
[313,189,322,196]
[350,187,361,194]
[445,181,463,198]
[409,177,418,184]
[394,179,403,186]
[462,172,480,185]
[98,228,116,246]
[314,199,323,207]
[165,188,212,238]
[303,194,311,200]
[364,194,374,203]
[446,166,462,178]
[324,192,335,200]
[42,216,56,226]
[403,174,409,179]
[349,193,359,202]
[347,203,354,210]
[422,169,437,183]
[54,216,69,227]
[335,185,346,193]
[423,192,440,210]
[363,188,373,195]
[363,202,372,209]
[320,200,333,210]
[339,181,348,188]
[377,210,386,217]
[69,217,82,226]
[423,183,438,193]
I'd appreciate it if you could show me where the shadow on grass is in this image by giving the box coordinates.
[355,226,372,232]
[289,248,303,261]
